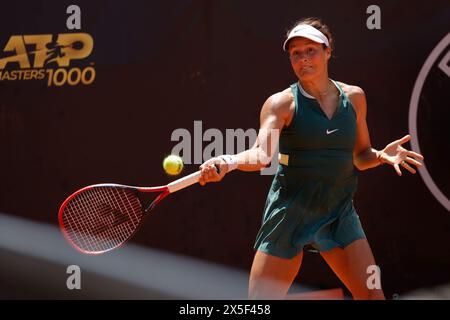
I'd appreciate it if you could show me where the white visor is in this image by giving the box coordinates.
[283,24,329,51]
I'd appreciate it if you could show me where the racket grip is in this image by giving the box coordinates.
[167,171,201,193]
[166,165,220,193]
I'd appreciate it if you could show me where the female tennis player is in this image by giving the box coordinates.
[198,18,424,300]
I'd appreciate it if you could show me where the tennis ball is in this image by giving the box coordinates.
[163,155,184,176]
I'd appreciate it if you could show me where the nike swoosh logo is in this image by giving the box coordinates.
[326,129,339,135]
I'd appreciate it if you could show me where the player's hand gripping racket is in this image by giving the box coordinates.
[58,167,218,255]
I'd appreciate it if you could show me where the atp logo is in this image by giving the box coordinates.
[409,33,450,212]
[0,33,95,86]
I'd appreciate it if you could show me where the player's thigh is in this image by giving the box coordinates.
[320,239,385,299]
[248,250,303,299]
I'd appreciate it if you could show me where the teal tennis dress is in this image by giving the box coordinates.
[254,80,367,259]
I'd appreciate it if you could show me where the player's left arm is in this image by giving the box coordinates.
[349,85,424,174]
[348,86,381,171]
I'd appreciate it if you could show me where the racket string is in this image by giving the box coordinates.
[88,187,139,250]
[110,188,137,240]
[67,191,100,251]
[68,190,109,252]
[66,188,138,251]
[88,188,123,251]
[62,187,144,253]
[104,188,137,248]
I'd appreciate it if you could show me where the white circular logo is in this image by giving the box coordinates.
[409,33,450,212]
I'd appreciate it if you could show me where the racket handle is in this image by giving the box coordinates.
[167,171,201,193]
[166,165,220,193]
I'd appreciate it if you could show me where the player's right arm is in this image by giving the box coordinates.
[199,90,293,185]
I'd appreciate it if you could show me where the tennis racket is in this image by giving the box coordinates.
[58,167,217,255]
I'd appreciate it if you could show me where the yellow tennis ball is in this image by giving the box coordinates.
[163,155,184,176]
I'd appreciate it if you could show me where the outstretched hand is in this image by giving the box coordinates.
[379,135,424,176]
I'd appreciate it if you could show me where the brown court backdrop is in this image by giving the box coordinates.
[0,0,449,298]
